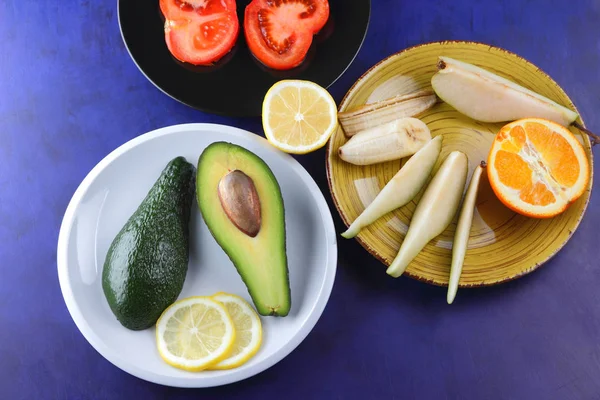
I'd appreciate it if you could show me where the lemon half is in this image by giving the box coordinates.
[262,79,338,154]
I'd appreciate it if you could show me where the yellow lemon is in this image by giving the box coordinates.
[155,296,235,371]
[262,80,338,154]
[209,293,263,370]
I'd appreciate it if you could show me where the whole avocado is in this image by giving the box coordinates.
[102,156,195,330]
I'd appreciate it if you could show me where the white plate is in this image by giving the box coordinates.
[57,123,338,388]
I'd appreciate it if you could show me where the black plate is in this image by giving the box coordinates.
[118,0,371,116]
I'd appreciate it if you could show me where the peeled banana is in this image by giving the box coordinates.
[338,90,437,137]
[431,56,579,126]
[338,118,432,166]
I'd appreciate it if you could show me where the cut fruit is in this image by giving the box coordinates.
[337,118,432,166]
[209,293,263,370]
[197,142,291,317]
[341,135,443,239]
[431,56,579,127]
[262,80,338,154]
[156,296,235,371]
[244,0,330,70]
[487,118,590,218]
[160,0,239,66]
[386,151,468,278]
[447,162,485,305]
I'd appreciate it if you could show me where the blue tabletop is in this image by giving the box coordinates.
[2,0,600,399]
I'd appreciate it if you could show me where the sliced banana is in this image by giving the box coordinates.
[338,118,432,166]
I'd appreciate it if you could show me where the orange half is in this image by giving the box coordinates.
[487,118,589,218]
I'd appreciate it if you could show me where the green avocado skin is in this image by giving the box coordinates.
[102,156,195,330]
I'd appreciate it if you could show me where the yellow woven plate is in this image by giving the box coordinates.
[326,41,594,287]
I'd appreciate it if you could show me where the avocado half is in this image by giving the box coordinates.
[196,142,291,317]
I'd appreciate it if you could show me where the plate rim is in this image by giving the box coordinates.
[325,40,595,288]
[116,0,372,117]
[57,123,338,388]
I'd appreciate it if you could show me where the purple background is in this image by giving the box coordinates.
[1,0,600,399]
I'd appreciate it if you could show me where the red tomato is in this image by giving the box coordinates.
[244,0,330,70]
[160,0,239,66]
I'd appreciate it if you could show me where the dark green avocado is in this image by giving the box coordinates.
[102,156,195,330]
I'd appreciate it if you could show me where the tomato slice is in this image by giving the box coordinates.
[244,0,330,70]
[160,0,239,66]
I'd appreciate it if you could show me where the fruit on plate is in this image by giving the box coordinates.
[447,162,485,305]
[386,151,468,278]
[244,0,330,70]
[208,293,263,370]
[366,75,424,104]
[430,56,579,126]
[160,0,239,65]
[341,135,443,239]
[102,157,196,330]
[487,118,590,218]
[196,142,291,316]
[338,118,432,166]
[337,90,437,137]
[262,79,338,154]
[156,296,236,371]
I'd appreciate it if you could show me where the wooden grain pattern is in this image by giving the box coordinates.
[326,41,595,287]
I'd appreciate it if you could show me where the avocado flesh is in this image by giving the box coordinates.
[102,156,196,330]
[197,142,291,316]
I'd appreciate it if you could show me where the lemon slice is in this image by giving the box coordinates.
[262,79,338,154]
[208,293,263,370]
[156,296,235,371]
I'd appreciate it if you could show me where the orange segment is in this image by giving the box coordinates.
[498,125,527,153]
[524,121,580,187]
[520,181,556,206]
[494,150,532,190]
[487,118,589,218]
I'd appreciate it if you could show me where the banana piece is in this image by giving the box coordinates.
[338,90,437,137]
[431,56,579,126]
[338,118,432,166]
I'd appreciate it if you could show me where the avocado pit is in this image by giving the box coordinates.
[218,170,262,237]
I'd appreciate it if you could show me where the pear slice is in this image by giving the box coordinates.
[341,135,443,239]
[431,56,579,126]
[386,151,468,278]
[447,162,485,304]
